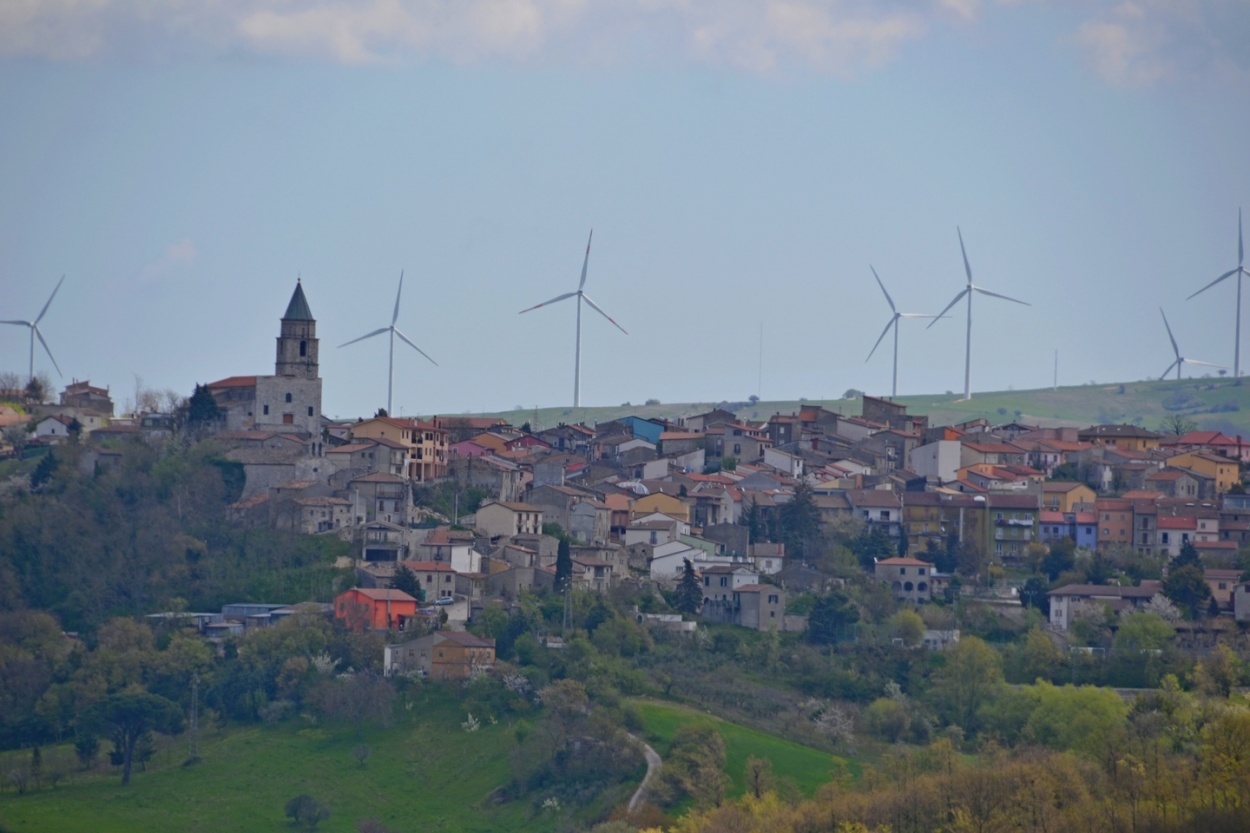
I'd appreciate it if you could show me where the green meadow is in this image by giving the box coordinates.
[0,694,855,833]
[632,700,855,797]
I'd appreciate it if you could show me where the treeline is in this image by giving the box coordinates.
[643,700,1250,833]
[0,440,350,633]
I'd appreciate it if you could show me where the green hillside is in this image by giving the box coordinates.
[432,377,1250,436]
[0,692,853,833]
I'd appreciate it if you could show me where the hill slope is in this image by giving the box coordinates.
[436,377,1250,436]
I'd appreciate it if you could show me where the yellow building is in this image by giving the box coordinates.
[350,416,449,481]
[1165,451,1240,495]
[632,492,691,524]
[1040,481,1097,512]
[1077,424,1161,452]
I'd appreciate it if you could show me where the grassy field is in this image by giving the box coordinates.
[421,376,1250,436]
[0,691,548,833]
[0,695,855,833]
[633,700,855,797]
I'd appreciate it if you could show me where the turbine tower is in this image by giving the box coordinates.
[339,271,437,416]
[1159,308,1223,380]
[1,275,65,383]
[1187,208,1250,377]
[865,266,939,398]
[928,228,1030,401]
[519,229,627,408]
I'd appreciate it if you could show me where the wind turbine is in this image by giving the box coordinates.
[865,266,939,398]
[1159,308,1223,380]
[338,271,437,416]
[927,228,1030,401]
[1187,208,1250,377]
[1,275,65,383]
[519,229,627,408]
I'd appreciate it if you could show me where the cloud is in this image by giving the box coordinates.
[1066,0,1250,86]
[139,238,197,287]
[0,0,1245,85]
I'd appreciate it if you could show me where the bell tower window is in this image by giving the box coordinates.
[300,340,306,356]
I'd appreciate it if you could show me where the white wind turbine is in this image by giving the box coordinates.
[1,275,65,383]
[339,271,437,416]
[865,266,940,398]
[927,228,1030,401]
[1187,208,1250,377]
[519,229,627,408]
[1159,308,1224,380]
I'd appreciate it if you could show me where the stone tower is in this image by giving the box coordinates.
[275,280,319,380]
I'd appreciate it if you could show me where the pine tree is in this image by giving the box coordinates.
[554,538,573,594]
[674,558,703,616]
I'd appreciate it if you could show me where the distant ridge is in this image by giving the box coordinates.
[411,377,1250,437]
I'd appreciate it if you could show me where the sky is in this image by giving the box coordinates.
[2,0,1250,420]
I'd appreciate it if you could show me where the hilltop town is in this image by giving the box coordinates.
[4,281,1250,832]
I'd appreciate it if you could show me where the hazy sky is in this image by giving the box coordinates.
[2,1,1249,419]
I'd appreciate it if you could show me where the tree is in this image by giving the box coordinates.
[1041,538,1076,581]
[1160,414,1198,436]
[673,559,703,616]
[285,795,330,830]
[1172,539,1201,570]
[930,636,1004,733]
[184,384,222,434]
[806,590,860,645]
[29,450,58,490]
[351,744,371,768]
[743,756,774,798]
[1019,576,1051,615]
[778,483,821,560]
[94,692,183,785]
[389,565,422,601]
[554,538,573,595]
[1113,612,1174,653]
[889,609,925,647]
[1163,563,1211,619]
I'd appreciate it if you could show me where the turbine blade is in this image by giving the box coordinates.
[580,294,628,334]
[1240,207,1244,267]
[393,328,438,366]
[1187,269,1237,299]
[898,313,940,319]
[0,320,32,326]
[957,227,973,286]
[1160,360,1180,381]
[338,327,390,348]
[579,229,593,290]
[34,327,61,376]
[519,291,577,314]
[973,286,1030,306]
[392,270,404,326]
[870,266,896,314]
[34,275,65,324]
[1183,359,1225,368]
[927,289,968,329]
[1160,308,1180,358]
[866,316,896,361]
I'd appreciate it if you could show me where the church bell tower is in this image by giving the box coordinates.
[275,280,319,380]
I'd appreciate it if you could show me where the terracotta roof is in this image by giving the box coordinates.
[349,588,417,602]
[207,376,258,388]
[876,557,935,567]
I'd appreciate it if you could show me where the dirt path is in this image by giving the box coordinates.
[626,733,662,813]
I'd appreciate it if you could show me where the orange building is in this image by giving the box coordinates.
[335,587,418,631]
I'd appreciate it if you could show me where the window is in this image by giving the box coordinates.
[768,594,779,604]
[263,405,269,415]
[299,340,306,356]
[899,567,906,575]
[285,392,292,403]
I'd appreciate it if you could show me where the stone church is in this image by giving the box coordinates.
[207,281,323,439]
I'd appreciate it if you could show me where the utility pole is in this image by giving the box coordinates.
[188,671,200,761]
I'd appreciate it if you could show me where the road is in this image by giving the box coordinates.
[626,733,662,814]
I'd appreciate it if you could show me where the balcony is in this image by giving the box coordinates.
[995,518,1032,527]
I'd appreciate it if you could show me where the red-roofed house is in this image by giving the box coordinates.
[335,587,418,631]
